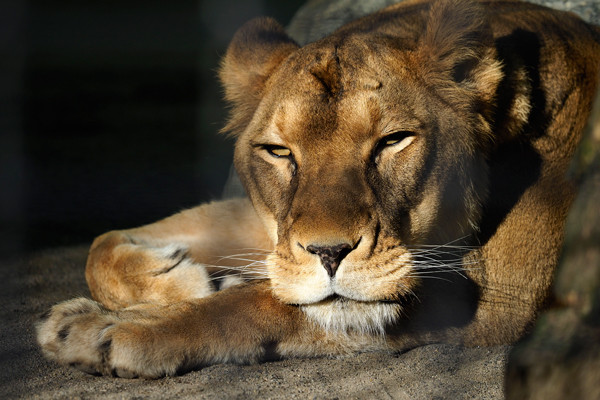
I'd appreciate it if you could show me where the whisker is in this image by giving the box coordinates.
[409,235,473,248]
[213,254,269,263]
[402,274,454,283]
[214,258,268,265]
[228,247,273,253]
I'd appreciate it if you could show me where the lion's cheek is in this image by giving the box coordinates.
[408,200,439,242]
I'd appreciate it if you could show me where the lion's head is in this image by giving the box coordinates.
[218,0,529,314]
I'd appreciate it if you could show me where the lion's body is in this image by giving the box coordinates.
[38,0,600,378]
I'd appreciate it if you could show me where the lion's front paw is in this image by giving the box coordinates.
[36,298,180,378]
[141,243,217,300]
[37,298,116,376]
[87,236,218,308]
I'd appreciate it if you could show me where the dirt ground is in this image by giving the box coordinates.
[0,246,509,399]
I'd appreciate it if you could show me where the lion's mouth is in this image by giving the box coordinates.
[300,293,362,306]
[315,293,399,305]
[323,293,342,302]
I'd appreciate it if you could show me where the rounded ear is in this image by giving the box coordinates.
[219,17,299,136]
[417,0,504,129]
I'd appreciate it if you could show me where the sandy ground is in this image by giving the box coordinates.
[1,246,509,399]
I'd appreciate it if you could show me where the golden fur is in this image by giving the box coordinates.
[37,0,600,378]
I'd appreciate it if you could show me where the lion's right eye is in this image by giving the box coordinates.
[264,145,292,158]
[372,131,416,161]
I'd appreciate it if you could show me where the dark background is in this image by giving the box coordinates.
[1,0,305,258]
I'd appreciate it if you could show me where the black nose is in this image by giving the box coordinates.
[306,243,353,277]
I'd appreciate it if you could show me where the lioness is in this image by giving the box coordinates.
[37,0,599,378]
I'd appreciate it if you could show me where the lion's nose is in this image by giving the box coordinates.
[306,243,353,277]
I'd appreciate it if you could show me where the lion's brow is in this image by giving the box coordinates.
[308,46,342,97]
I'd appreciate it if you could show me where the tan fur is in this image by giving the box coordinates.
[37,0,600,378]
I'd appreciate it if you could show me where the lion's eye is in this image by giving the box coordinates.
[264,145,292,158]
[373,131,415,160]
[385,138,400,146]
[381,131,414,147]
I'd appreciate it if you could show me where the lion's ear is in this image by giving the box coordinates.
[417,0,503,117]
[219,17,299,136]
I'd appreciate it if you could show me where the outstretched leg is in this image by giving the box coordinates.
[37,281,299,378]
[36,280,393,378]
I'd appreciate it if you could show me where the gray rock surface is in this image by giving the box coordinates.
[287,0,599,44]
[529,0,600,23]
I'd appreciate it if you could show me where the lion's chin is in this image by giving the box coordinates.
[300,296,402,334]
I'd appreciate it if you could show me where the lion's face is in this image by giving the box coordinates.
[221,1,505,307]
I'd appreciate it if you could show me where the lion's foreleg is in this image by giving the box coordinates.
[36,281,305,378]
[85,197,273,309]
[36,279,405,377]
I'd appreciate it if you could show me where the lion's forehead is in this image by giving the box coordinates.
[266,74,425,152]
[271,42,422,120]
[273,93,378,141]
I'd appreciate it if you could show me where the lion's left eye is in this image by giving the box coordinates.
[384,137,402,146]
[373,131,415,160]
[264,145,292,158]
